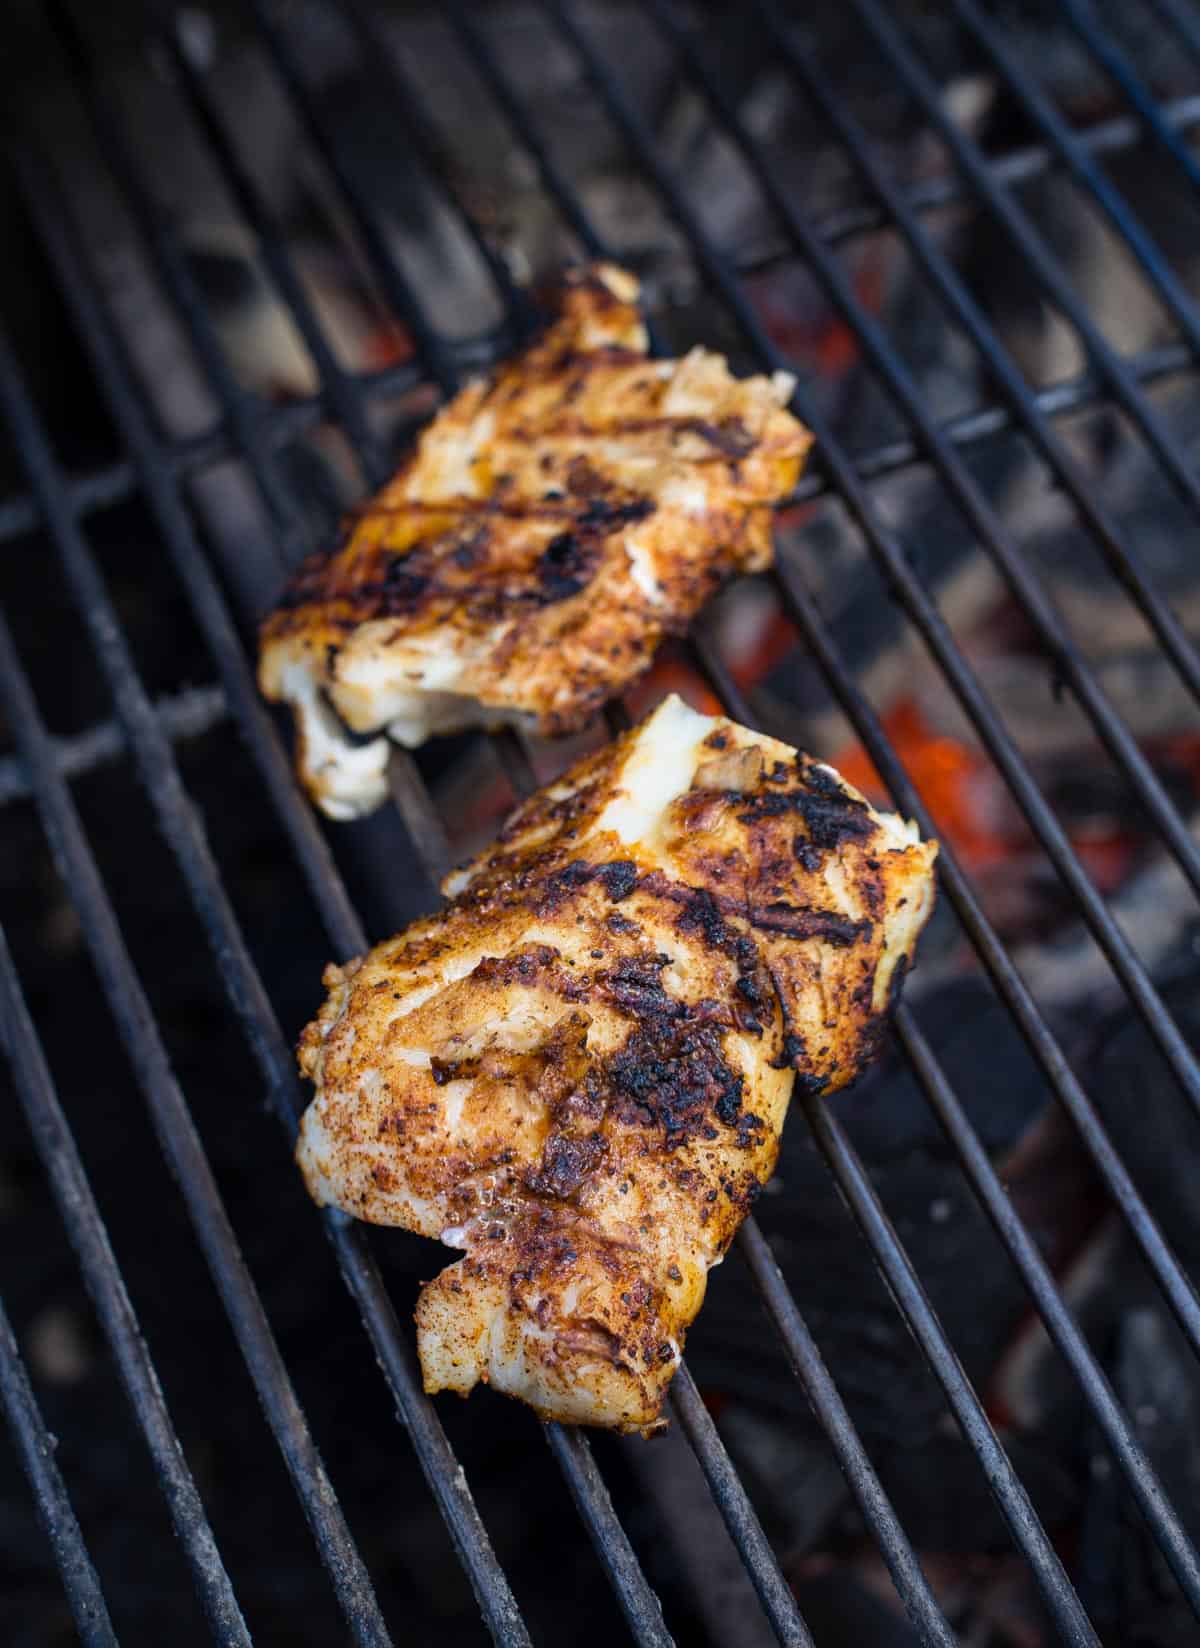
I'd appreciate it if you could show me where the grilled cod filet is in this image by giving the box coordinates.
[259,264,811,819]
[295,696,937,1433]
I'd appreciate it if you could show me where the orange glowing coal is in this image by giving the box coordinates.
[832,699,1014,871]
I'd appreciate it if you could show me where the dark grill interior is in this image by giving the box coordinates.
[3,2,1200,1644]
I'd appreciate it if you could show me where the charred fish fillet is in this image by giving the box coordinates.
[259,263,811,818]
[294,695,937,1433]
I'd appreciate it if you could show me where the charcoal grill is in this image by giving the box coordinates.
[3,1,1200,1643]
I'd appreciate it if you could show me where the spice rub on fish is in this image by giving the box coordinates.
[259,263,810,818]
[294,695,937,1433]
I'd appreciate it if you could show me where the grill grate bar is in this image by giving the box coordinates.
[0,1283,118,1648]
[667,1365,816,1648]
[243,0,464,396]
[850,0,1200,531]
[546,1423,677,1648]
[0,354,432,548]
[322,1222,533,1647]
[44,0,312,565]
[0,683,227,808]
[378,744,682,1646]
[654,0,1200,1028]
[890,1001,1200,1612]
[7,141,364,961]
[1061,0,1200,205]
[0,885,251,1640]
[787,336,1193,498]
[799,1091,1100,1647]
[540,0,1200,1128]
[734,1220,956,1648]
[956,0,1200,352]
[337,0,539,334]
[385,745,460,881]
[160,19,391,491]
[0,391,393,1640]
[765,549,1200,1362]
[449,1,608,257]
[6,144,533,1645]
[746,0,1200,710]
[743,89,1200,261]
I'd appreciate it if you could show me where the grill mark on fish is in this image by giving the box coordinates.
[536,531,595,602]
[286,493,662,623]
[639,871,870,949]
[501,414,775,448]
[343,493,656,526]
[738,782,875,855]
[526,1131,608,1199]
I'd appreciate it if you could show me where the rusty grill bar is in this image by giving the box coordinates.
[3,1,1200,1643]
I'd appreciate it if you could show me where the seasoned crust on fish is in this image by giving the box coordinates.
[293,695,937,1433]
[259,263,811,818]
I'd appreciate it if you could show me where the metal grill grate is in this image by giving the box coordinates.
[2,2,1200,1643]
